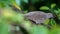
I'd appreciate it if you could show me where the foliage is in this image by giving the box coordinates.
[40,6,49,10]
[0,0,60,34]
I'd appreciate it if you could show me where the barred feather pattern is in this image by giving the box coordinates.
[24,11,53,24]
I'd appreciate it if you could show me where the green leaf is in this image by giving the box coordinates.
[51,3,56,8]
[57,14,60,20]
[50,19,56,27]
[54,10,59,14]
[40,6,49,10]
[58,8,60,12]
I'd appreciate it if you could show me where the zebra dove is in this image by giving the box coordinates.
[24,11,54,24]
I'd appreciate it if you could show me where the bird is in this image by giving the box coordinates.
[24,11,54,24]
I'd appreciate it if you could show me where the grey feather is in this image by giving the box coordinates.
[24,11,54,24]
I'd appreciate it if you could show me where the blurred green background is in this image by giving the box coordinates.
[0,0,60,34]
